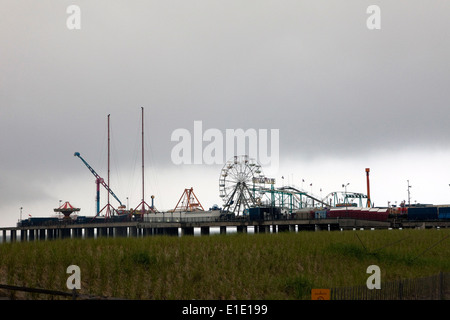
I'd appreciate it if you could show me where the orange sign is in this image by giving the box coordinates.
[311,289,330,300]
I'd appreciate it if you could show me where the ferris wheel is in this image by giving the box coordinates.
[219,155,265,215]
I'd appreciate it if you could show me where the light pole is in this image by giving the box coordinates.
[407,180,412,206]
[342,183,350,203]
[20,207,23,222]
[320,188,323,207]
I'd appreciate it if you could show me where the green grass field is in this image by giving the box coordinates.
[0,228,449,299]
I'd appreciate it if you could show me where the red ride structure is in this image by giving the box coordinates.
[54,201,80,220]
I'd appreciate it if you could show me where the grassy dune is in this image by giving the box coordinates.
[0,228,449,299]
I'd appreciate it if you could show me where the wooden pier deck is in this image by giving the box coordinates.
[1,217,448,243]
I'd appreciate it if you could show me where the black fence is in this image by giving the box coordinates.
[331,272,449,300]
[2,273,448,300]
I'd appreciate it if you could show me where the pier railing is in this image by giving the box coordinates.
[15,212,302,228]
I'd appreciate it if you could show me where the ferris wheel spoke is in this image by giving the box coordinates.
[219,155,265,215]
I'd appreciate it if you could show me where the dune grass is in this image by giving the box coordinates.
[0,228,449,299]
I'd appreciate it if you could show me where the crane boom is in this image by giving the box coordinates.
[74,152,123,207]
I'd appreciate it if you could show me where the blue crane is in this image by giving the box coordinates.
[74,152,123,214]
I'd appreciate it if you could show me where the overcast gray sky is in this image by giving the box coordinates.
[1,1,450,226]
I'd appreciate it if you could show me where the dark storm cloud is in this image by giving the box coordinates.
[1,0,450,225]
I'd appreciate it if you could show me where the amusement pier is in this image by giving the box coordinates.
[2,110,450,243]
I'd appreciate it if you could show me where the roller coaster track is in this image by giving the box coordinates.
[277,186,329,207]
